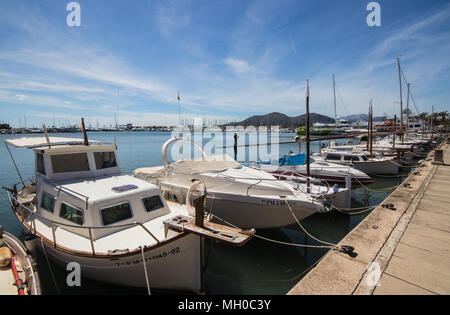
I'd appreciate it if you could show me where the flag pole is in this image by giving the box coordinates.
[178,92,181,126]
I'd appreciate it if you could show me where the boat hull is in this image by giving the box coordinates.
[38,233,202,293]
[204,192,326,229]
[352,159,399,175]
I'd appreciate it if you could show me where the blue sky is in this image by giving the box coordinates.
[0,0,449,127]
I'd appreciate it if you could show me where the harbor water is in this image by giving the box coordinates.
[0,131,411,295]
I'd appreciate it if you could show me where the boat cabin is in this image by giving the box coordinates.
[5,137,171,240]
[321,150,375,163]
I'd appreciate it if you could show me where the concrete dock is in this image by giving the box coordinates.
[288,138,450,295]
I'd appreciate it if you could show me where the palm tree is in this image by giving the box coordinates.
[437,110,448,124]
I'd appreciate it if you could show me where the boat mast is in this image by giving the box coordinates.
[366,104,370,151]
[397,57,404,144]
[306,80,311,193]
[369,100,373,159]
[406,82,410,140]
[393,114,397,151]
[81,118,89,146]
[431,105,434,139]
[333,73,337,128]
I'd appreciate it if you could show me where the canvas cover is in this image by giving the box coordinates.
[4,137,102,148]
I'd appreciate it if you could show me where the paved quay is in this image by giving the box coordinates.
[288,138,450,295]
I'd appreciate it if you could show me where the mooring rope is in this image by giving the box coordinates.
[40,238,60,294]
[351,173,402,192]
[140,246,151,295]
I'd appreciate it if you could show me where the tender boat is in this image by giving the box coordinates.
[250,153,374,185]
[3,135,252,294]
[0,226,41,295]
[134,137,336,229]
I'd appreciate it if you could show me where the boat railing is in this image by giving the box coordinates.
[276,169,331,195]
[216,168,331,196]
[7,192,160,256]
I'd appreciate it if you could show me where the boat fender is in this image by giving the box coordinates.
[186,180,207,217]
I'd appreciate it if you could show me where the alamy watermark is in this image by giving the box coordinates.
[365,262,382,288]
[366,2,381,27]
[66,2,81,27]
[66,262,81,287]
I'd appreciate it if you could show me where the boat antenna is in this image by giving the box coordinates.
[81,118,89,146]
[306,80,311,193]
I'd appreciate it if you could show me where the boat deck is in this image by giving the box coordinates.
[0,267,17,295]
[288,138,450,295]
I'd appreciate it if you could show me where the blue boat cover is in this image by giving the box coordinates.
[253,153,312,166]
[278,153,309,166]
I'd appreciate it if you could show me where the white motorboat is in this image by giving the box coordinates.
[3,135,252,294]
[316,149,400,175]
[134,137,337,229]
[250,153,373,185]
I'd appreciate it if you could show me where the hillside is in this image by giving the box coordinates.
[227,112,335,127]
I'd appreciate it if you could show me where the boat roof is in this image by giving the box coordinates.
[52,174,160,205]
[4,137,103,149]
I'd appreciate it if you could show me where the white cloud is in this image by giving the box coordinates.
[224,58,256,74]
[15,94,26,101]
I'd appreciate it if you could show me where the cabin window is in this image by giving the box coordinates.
[36,153,46,175]
[40,192,55,213]
[142,196,164,212]
[51,153,90,173]
[344,156,352,161]
[326,154,341,161]
[101,202,133,226]
[361,155,369,161]
[59,203,84,225]
[94,152,117,170]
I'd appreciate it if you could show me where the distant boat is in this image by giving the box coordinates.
[250,153,373,185]
[315,149,399,175]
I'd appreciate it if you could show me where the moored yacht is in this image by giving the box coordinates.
[134,137,336,229]
[250,153,373,185]
[316,149,399,175]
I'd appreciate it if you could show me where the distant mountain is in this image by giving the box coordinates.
[226,112,335,127]
[340,114,387,122]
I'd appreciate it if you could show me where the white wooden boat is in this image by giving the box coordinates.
[3,136,252,294]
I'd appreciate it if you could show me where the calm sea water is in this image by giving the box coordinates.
[0,131,411,295]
